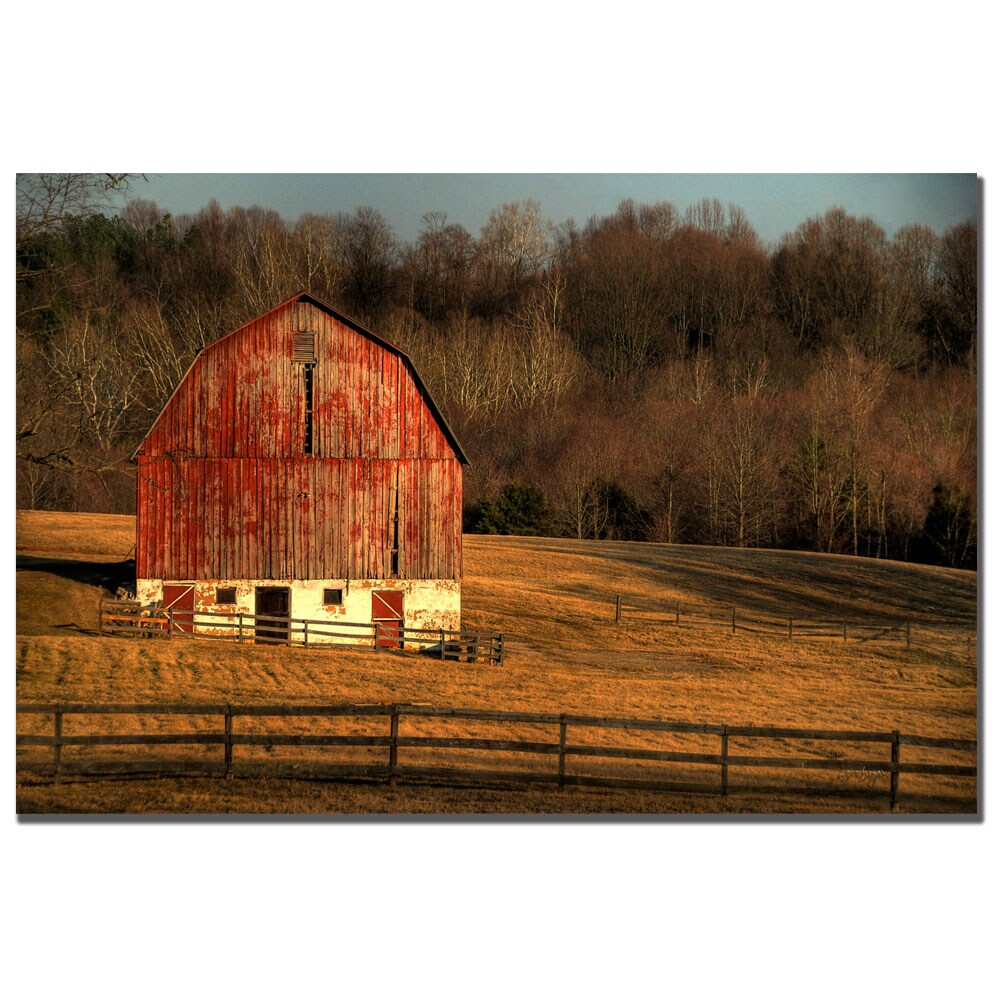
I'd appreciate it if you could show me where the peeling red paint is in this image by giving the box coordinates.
[135,294,465,584]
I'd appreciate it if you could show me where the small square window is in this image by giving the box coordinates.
[324,588,343,605]
[216,587,237,605]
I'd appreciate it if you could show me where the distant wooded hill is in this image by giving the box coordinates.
[16,177,976,568]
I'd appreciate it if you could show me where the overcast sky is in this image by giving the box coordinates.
[127,173,979,249]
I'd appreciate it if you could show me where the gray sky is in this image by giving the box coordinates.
[128,173,978,249]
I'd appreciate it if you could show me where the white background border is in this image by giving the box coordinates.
[5,3,994,998]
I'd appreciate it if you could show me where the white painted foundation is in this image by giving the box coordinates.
[135,577,461,647]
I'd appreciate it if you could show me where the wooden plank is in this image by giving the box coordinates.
[14,703,972,749]
[230,734,392,747]
[17,734,227,746]
[396,736,561,755]
[17,703,228,715]
[723,726,896,742]
[231,704,393,717]
[395,706,563,724]
[564,744,723,765]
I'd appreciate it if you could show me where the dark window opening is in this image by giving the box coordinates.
[390,484,400,577]
[304,362,315,455]
[323,588,343,605]
[216,586,237,605]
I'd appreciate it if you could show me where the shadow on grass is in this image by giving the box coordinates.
[497,538,977,624]
[16,555,134,594]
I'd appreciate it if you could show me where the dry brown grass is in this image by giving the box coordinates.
[15,511,978,815]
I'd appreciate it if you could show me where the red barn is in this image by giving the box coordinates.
[132,292,467,643]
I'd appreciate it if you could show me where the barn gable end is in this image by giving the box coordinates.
[133,293,464,639]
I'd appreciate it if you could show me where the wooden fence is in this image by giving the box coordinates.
[612,595,976,659]
[99,600,504,664]
[15,702,977,811]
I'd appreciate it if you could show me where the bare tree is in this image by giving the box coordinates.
[292,212,347,300]
[508,272,585,411]
[564,222,670,383]
[403,212,474,320]
[46,315,144,450]
[16,173,139,252]
[475,199,552,314]
[342,206,398,320]
[930,221,977,366]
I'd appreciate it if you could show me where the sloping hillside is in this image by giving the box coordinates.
[462,534,975,631]
[16,511,977,813]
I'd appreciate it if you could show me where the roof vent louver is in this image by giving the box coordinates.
[293,332,316,363]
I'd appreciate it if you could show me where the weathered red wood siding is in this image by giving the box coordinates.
[135,298,463,582]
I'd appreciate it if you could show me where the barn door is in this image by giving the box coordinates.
[255,587,290,644]
[372,590,404,649]
[162,582,195,634]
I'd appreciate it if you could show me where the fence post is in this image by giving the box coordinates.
[167,608,173,639]
[224,706,233,779]
[53,708,63,776]
[286,615,292,648]
[732,606,737,634]
[720,725,728,796]
[237,613,243,644]
[498,633,504,666]
[374,623,381,652]
[304,620,309,649]
[558,716,567,791]
[440,628,446,661]
[388,706,399,786]
[890,730,900,811]
[615,595,621,623]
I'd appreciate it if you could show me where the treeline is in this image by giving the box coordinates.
[15,175,977,568]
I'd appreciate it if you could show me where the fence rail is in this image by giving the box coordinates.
[16,702,977,811]
[611,595,975,657]
[99,600,503,664]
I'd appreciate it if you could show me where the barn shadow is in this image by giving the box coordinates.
[15,554,135,595]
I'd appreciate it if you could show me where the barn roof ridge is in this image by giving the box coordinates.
[130,291,469,465]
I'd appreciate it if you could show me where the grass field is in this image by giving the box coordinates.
[15,510,978,815]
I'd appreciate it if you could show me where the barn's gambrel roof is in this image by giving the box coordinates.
[131,291,469,464]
